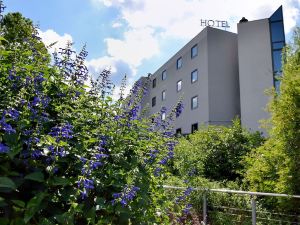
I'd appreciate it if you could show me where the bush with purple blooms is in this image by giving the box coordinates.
[0,8,185,225]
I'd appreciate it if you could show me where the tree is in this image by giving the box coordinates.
[244,28,300,211]
[173,119,264,183]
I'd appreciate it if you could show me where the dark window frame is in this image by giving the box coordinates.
[176,128,182,135]
[191,123,198,133]
[152,96,156,107]
[191,44,198,58]
[152,78,156,88]
[162,70,167,80]
[176,57,182,69]
[191,95,198,110]
[191,69,198,83]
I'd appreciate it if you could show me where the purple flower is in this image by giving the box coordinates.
[53,167,59,174]
[0,116,16,134]
[158,157,168,165]
[0,143,9,153]
[112,185,140,207]
[90,161,102,170]
[32,97,40,106]
[175,101,184,118]
[31,150,42,159]
[182,204,192,215]
[34,73,45,84]
[49,127,60,137]
[95,153,108,160]
[61,123,73,139]
[41,96,50,108]
[8,108,20,120]
[77,177,95,199]
[154,167,162,177]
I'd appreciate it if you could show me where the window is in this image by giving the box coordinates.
[176,128,182,136]
[162,70,167,80]
[177,57,182,69]
[161,112,166,121]
[191,96,198,110]
[191,44,198,58]
[152,97,156,107]
[152,78,156,88]
[191,69,198,83]
[162,90,166,101]
[177,80,182,92]
[191,123,198,133]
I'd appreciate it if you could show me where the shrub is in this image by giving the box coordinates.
[0,10,183,224]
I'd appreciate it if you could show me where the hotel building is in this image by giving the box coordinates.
[139,6,285,135]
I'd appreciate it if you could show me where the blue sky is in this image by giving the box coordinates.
[4,0,300,97]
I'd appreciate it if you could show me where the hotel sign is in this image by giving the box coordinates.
[200,19,230,28]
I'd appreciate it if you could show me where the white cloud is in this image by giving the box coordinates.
[112,22,123,28]
[112,83,132,101]
[94,0,300,38]
[105,27,159,68]
[86,56,137,78]
[38,29,73,54]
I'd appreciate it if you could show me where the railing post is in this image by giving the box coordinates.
[202,193,207,225]
[251,195,256,225]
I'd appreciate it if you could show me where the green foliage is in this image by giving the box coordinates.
[243,28,300,211]
[174,119,264,182]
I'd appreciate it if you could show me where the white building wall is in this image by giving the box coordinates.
[238,19,274,134]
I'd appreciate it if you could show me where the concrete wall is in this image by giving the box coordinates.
[144,28,209,134]
[238,19,273,134]
[142,27,240,134]
[207,28,240,126]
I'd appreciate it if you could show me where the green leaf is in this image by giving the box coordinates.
[0,218,9,225]
[24,172,44,182]
[39,218,55,225]
[12,200,25,208]
[50,176,70,186]
[24,192,46,223]
[0,177,16,190]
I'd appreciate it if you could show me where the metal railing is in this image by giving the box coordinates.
[162,185,300,225]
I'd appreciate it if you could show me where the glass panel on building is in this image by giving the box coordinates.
[269,6,285,92]
[162,70,167,80]
[272,50,282,73]
[270,22,285,42]
[191,96,198,109]
[270,6,283,22]
[272,41,284,50]
[152,78,156,88]
[177,80,182,92]
[191,44,198,58]
[191,123,198,133]
[152,97,156,107]
[191,69,198,83]
[162,90,166,101]
[177,57,182,69]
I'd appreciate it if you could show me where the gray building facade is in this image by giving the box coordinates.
[139,6,285,135]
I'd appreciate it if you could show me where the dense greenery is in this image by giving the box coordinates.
[0,11,186,224]
[243,28,300,211]
[173,119,264,183]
